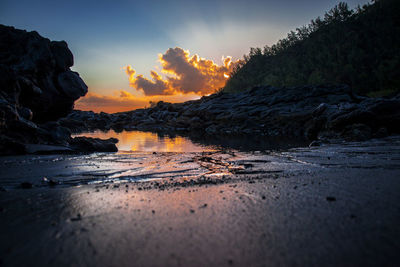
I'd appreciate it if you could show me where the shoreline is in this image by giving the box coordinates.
[1,136,399,266]
[59,85,400,151]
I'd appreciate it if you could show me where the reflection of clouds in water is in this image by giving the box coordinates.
[73,130,215,152]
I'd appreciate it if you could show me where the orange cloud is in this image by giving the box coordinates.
[125,47,242,96]
[75,90,201,113]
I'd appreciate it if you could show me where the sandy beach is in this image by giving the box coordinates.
[1,136,399,266]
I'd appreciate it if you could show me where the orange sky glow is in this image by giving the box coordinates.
[75,47,242,113]
[75,90,202,113]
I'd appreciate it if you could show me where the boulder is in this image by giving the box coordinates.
[70,137,118,152]
[57,71,88,99]
[0,25,91,154]
[50,41,73,71]
[0,25,88,122]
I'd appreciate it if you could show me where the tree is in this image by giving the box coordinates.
[225,0,400,96]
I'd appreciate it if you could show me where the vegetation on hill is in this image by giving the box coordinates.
[224,0,400,96]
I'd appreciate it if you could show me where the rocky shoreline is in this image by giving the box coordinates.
[61,84,400,143]
[1,24,399,155]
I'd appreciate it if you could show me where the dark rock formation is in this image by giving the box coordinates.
[61,84,400,142]
[0,24,87,122]
[70,137,119,152]
[0,25,117,155]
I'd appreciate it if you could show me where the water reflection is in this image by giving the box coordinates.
[72,130,218,152]
[188,133,309,152]
[73,130,309,153]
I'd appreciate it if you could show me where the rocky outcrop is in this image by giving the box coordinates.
[61,84,400,142]
[0,25,117,155]
[0,25,87,121]
[70,137,118,152]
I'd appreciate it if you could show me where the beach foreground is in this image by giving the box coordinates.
[1,137,399,267]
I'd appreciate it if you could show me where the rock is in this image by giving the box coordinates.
[0,136,26,155]
[329,109,376,130]
[367,99,400,133]
[312,103,328,117]
[0,25,89,154]
[8,117,38,134]
[61,84,400,143]
[0,25,87,121]
[375,127,388,138]
[205,125,218,134]
[58,117,88,133]
[304,118,325,140]
[17,107,33,120]
[57,71,88,99]
[51,126,72,144]
[40,121,71,144]
[70,137,118,152]
[343,123,372,141]
[50,41,73,71]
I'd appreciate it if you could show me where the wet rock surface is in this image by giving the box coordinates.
[62,85,400,142]
[0,137,399,266]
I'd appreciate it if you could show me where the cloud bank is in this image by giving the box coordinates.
[125,47,241,96]
[75,90,201,113]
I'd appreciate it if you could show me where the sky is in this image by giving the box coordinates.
[1,0,370,113]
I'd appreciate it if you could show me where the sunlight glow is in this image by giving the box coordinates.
[124,47,242,96]
[73,130,216,152]
[75,90,201,113]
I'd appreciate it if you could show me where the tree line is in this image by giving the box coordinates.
[224,0,400,96]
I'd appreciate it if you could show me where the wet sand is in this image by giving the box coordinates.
[1,137,400,266]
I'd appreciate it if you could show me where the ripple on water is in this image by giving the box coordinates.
[1,134,399,189]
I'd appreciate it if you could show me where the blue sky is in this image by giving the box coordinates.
[1,0,370,111]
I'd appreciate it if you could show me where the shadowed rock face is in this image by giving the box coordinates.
[0,25,115,155]
[0,25,87,122]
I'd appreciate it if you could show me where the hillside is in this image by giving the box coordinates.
[224,0,400,96]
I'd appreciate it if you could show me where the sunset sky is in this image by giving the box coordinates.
[1,0,369,113]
